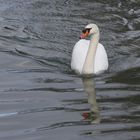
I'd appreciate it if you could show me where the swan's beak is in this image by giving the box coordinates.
[80,31,89,39]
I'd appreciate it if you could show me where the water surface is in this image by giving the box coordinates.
[0,0,140,140]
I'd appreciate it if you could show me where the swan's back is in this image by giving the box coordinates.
[94,43,108,74]
[71,39,89,74]
[71,39,108,74]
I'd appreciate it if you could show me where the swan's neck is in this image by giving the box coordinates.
[82,32,99,74]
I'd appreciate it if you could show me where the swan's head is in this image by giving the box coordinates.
[80,23,99,39]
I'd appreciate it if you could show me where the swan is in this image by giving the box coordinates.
[71,23,109,75]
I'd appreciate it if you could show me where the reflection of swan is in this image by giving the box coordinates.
[71,23,108,75]
[82,77,101,123]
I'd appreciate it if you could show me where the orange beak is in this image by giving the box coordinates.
[80,31,89,39]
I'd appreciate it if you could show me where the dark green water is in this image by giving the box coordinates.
[0,0,139,140]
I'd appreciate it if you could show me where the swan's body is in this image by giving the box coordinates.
[71,23,109,75]
[71,39,108,74]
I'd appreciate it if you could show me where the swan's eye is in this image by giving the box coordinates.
[82,28,91,34]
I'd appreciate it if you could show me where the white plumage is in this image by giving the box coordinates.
[71,23,109,75]
[71,39,108,74]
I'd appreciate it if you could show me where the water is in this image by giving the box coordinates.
[0,0,139,140]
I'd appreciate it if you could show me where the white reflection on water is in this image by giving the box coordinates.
[82,77,101,124]
[0,112,17,117]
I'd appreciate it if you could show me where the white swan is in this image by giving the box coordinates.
[71,23,109,75]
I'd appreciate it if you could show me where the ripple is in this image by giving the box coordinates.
[37,121,90,131]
